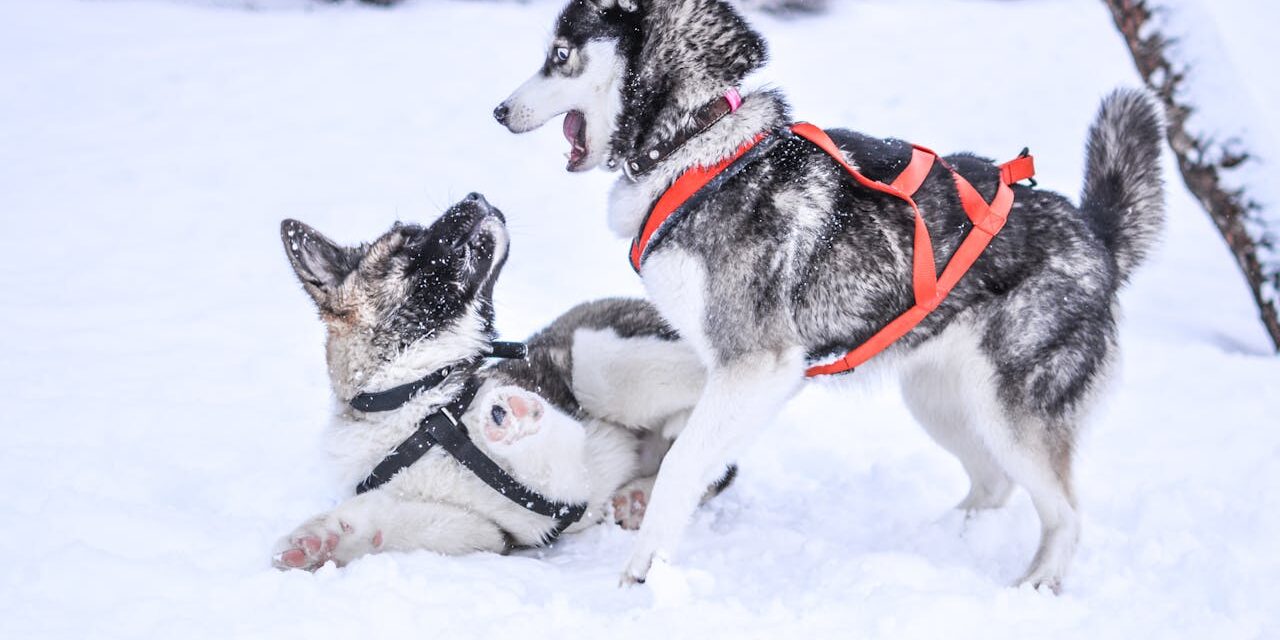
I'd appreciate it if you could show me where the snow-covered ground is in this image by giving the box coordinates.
[2,0,1278,638]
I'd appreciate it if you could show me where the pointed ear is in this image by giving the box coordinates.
[717,3,768,82]
[280,219,357,308]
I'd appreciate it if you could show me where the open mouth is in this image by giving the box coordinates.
[460,210,506,250]
[562,110,588,171]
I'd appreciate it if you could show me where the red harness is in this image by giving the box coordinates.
[629,122,1036,377]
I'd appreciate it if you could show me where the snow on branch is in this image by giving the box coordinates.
[1102,0,1280,351]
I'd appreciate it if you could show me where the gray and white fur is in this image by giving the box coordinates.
[495,0,1166,592]
[273,194,710,570]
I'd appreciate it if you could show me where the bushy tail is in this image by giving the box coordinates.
[1081,88,1167,283]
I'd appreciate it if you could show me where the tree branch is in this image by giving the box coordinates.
[1101,0,1280,350]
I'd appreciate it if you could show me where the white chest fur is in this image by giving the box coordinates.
[638,249,714,366]
[607,175,664,240]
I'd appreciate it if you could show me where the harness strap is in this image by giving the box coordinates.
[355,380,479,494]
[629,131,777,272]
[794,123,1034,376]
[629,121,1035,378]
[349,342,528,413]
[350,342,586,544]
[350,364,463,413]
[355,377,587,545]
[414,383,588,544]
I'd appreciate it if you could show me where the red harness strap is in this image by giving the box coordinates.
[630,122,1036,377]
[629,132,771,271]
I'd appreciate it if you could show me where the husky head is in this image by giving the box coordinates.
[281,193,509,401]
[494,0,768,173]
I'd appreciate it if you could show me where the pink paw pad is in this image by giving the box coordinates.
[279,549,309,568]
[483,389,544,445]
[301,535,322,554]
[613,489,648,530]
[508,395,534,419]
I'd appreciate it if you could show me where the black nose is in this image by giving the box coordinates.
[493,103,509,125]
[465,192,488,206]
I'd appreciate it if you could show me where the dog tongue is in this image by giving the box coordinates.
[562,110,588,168]
[563,111,585,147]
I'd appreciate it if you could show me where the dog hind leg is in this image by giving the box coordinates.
[996,424,1079,594]
[613,474,655,531]
[901,329,1014,512]
[978,262,1111,593]
[272,490,506,571]
[905,317,1084,593]
[613,464,738,531]
[919,376,1081,594]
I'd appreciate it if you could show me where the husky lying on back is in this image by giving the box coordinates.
[495,0,1166,592]
[272,194,709,570]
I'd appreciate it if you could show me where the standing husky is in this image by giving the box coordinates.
[273,194,708,570]
[495,0,1165,592]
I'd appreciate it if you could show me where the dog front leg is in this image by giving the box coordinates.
[621,348,805,584]
[273,490,506,571]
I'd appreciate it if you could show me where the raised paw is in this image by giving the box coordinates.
[482,386,545,446]
[272,514,383,571]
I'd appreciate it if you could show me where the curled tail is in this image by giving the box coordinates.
[1081,88,1167,283]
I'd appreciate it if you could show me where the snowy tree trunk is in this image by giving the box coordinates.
[1101,0,1280,351]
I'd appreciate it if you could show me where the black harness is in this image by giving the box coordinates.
[351,341,588,545]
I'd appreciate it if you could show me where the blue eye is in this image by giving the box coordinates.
[554,47,571,64]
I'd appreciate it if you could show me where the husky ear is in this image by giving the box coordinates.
[280,219,358,308]
[718,4,768,82]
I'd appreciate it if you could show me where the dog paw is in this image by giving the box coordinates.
[1016,569,1064,595]
[612,489,648,531]
[619,546,658,587]
[481,386,544,446]
[272,513,383,571]
[612,477,655,530]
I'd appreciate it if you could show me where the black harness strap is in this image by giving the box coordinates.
[350,344,587,545]
[350,364,464,414]
[349,342,527,413]
[413,379,587,544]
[486,341,528,360]
[355,380,480,494]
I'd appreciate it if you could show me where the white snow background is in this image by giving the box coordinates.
[1,0,1278,638]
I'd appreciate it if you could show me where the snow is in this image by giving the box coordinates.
[1157,0,1280,304]
[1,0,1278,638]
